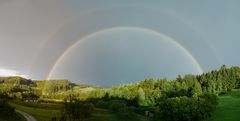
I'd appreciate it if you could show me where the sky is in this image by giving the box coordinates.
[0,0,240,86]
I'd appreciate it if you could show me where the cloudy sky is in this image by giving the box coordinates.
[0,0,239,86]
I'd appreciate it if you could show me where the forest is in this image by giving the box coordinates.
[0,65,240,121]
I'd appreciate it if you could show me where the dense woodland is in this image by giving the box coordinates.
[1,65,240,121]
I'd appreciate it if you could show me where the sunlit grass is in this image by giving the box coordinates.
[9,102,147,121]
[90,108,147,121]
[207,89,240,121]
[10,103,61,121]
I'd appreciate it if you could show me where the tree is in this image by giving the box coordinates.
[61,100,94,121]
[137,87,148,106]
[153,94,217,121]
[0,93,18,120]
[183,75,202,96]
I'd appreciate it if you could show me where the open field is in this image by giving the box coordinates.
[8,90,240,121]
[10,103,61,121]
[9,102,147,121]
[208,89,240,121]
[90,108,147,121]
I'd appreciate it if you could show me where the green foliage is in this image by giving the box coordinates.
[108,100,139,120]
[95,100,109,109]
[88,88,106,99]
[109,100,127,112]
[60,100,95,121]
[0,93,18,120]
[153,94,217,121]
[0,77,35,94]
[10,102,61,121]
[208,89,240,121]
[1,65,240,121]
[137,87,148,106]
[0,76,35,86]
[43,80,73,93]
[107,84,139,100]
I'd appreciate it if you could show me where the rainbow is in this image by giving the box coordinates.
[47,26,204,80]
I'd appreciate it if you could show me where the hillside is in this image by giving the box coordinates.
[1,65,240,121]
[208,89,240,121]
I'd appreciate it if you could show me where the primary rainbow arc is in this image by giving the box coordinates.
[47,26,204,80]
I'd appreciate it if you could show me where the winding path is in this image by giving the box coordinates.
[15,109,37,121]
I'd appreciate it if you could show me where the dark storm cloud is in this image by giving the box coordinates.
[0,0,239,86]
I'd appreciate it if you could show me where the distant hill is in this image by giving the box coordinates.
[0,76,36,87]
[0,77,97,100]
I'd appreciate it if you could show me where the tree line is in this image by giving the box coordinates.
[1,65,240,121]
[50,65,240,121]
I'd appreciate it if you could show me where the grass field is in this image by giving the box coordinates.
[208,89,240,121]
[10,103,61,121]
[9,90,240,121]
[90,108,147,121]
[9,101,147,121]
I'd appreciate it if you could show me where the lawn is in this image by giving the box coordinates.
[10,90,240,121]
[9,103,61,121]
[90,108,147,121]
[208,89,240,121]
[9,101,147,121]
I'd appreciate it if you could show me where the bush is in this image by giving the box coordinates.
[118,106,137,119]
[0,93,18,120]
[95,100,109,109]
[153,94,217,121]
[108,100,127,112]
[108,100,139,119]
[61,101,95,121]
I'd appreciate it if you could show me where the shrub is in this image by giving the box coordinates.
[108,100,139,119]
[95,100,109,109]
[118,106,137,119]
[61,101,95,121]
[153,94,217,121]
[0,93,18,120]
[109,100,127,112]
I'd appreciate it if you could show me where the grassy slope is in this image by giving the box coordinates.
[8,90,240,121]
[208,89,240,121]
[90,108,147,121]
[10,103,61,121]
[10,102,146,121]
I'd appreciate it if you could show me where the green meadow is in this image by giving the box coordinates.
[208,89,240,121]
[10,102,147,121]
[10,90,240,121]
[10,103,61,121]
